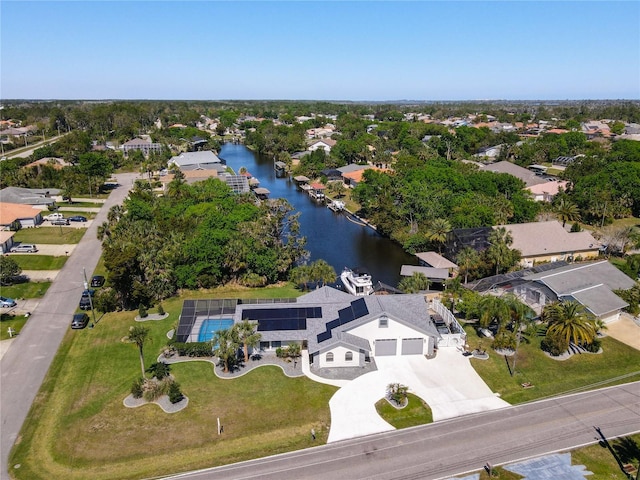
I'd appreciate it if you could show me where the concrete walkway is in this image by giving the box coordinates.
[605,313,640,351]
[327,349,509,443]
[301,351,349,388]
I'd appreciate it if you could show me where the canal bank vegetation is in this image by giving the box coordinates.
[98,177,308,310]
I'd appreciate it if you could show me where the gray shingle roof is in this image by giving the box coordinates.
[481,161,547,187]
[0,187,60,205]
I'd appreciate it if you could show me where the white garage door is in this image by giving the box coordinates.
[375,339,397,356]
[401,338,423,355]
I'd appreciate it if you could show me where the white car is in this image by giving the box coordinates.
[44,212,64,221]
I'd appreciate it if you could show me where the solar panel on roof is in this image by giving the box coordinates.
[317,331,332,343]
[243,307,314,331]
[351,298,369,318]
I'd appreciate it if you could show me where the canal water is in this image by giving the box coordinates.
[218,143,417,287]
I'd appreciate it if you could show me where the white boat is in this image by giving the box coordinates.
[340,267,374,296]
[327,200,345,212]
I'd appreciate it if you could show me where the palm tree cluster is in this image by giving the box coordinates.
[213,320,262,373]
[477,294,534,353]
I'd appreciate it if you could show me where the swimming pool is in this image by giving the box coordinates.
[198,318,235,342]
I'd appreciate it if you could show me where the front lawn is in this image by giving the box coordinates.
[9,285,338,480]
[0,281,51,299]
[465,324,640,404]
[0,314,28,340]
[375,393,433,429]
[13,228,86,245]
[12,255,68,270]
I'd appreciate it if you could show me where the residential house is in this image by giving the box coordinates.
[415,252,459,277]
[473,145,503,162]
[0,187,60,207]
[526,180,569,202]
[0,202,43,229]
[176,287,465,368]
[307,138,337,152]
[480,161,548,188]
[25,157,71,170]
[168,151,223,171]
[467,261,636,323]
[0,231,16,253]
[122,138,163,156]
[497,220,599,268]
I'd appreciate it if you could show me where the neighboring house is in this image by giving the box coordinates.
[445,226,493,260]
[480,161,547,188]
[0,187,60,206]
[176,287,465,368]
[473,145,503,161]
[307,138,337,152]
[415,252,459,277]
[0,231,16,253]
[526,180,569,202]
[400,265,450,283]
[497,220,599,268]
[122,138,163,156]
[0,202,44,229]
[340,166,385,188]
[468,261,636,323]
[168,151,223,171]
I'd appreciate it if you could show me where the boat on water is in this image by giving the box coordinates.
[327,200,345,212]
[340,267,374,296]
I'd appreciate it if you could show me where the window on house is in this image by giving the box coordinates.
[379,315,388,328]
[326,352,334,362]
[345,351,353,361]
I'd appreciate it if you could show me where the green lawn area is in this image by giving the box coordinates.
[9,284,338,480]
[12,255,68,270]
[57,210,97,219]
[0,281,51,299]
[375,393,433,429]
[0,314,29,340]
[13,228,87,245]
[465,324,640,404]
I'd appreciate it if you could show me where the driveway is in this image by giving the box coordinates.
[327,348,510,443]
[9,244,76,256]
[605,313,640,351]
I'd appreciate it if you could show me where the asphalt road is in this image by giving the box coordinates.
[0,173,139,478]
[160,381,640,480]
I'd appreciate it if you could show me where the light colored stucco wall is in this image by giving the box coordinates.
[347,316,425,343]
[319,345,359,368]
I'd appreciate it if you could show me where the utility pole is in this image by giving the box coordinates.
[83,267,96,325]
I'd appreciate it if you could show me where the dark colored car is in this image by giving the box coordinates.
[51,218,70,225]
[90,275,105,287]
[71,312,90,329]
[69,215,87,222]
[79,289,95,310]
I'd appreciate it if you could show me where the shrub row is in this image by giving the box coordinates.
[171,341,213,357]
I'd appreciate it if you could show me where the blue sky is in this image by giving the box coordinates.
[1,1,638,100]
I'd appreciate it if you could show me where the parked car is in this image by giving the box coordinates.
[51,218,70,225]
[71,312,90,329]
[79,289,95,310]
[69,215,87,222]
[44,212,64,221]
[10,243,38,253]
[0,296,17,308]
[90,275,105,287]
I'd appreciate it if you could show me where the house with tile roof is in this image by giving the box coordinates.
[497,220,600,268]
[177,287,465,369]
[168,151,223,171]
[0,231,16,253]
[0,202,44,229]
[526,180,569,202]
[307,138,337,152]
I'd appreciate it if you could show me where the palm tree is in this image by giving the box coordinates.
[128,325,150,378]
[425,218,451,254]
[456,247,480,284]
[543,301,597,347]
[235,320,261,363]
[213,327,240,373]
[554,198,581,228]
[478,295,511,330]
[309,259,337,287]
[503,294,533,376]
[398,272,432,293]
[486,227,519,275]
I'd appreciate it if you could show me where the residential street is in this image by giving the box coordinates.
[161,381,640,480]
[0,172,139,477]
